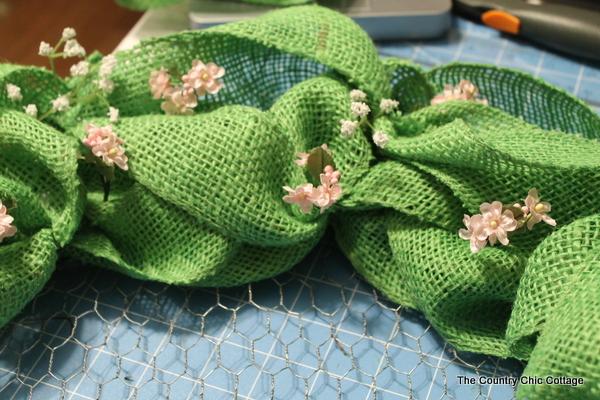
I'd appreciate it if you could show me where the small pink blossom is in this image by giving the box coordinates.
[161,88,197,115]
[283,184,318,214]
[82,124,115,149]
[459,214,487,253]
[322,165,340,184]
[0,200,17,242]
[92,134,128,171]
[513,203,529,215]
[430,79,488,105]
[182,60,225,97]
[320,144,332,156]
[294,144,332,166]
[478,201,517,246]
[82,124,128,171]
[295,152,309,166]
[149,67,171,99]
[524,188,556,229]
[311,169,342,213]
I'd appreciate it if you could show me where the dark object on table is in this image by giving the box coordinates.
[190,0,452,40]
[453,0,600,61]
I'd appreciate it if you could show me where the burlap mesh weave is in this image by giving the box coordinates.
[1,5,600,398]
[516,250,600,399]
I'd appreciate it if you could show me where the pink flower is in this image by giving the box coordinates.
[182,60,225,97]
[295,152,309,166]
[82,124,128,171]
[459,214,487,253]
[430,79,488,105]
[161,88,197,115]
[320,144,332,156]
[477,201,517,246]
[294,144,332,167]
[322,165,340,184]
[311,168,342,213]
[0,200,17,242]
[283,184,318,214]
[82,124,114,148]
[524,188,556,229]
[92,134,128,171]
[149,67,171,99]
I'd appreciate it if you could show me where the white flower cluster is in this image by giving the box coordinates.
[30,28,120,123]
[94,55,118,94]
[380,99,399,114]
[107,107,119,123]
[70,61,90,77]
[99,55,117,77]
[6,83,39,116]
[38,42,53,56]
[63,39,85,58]
[339,89,399,149]
[51,94,71,111]
[62,27,76,40]
[38,28,85,59]
[23,104,37,117]
[6,84,22,101]
[373,131,389,148]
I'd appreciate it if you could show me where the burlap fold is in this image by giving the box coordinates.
[1,5,599,398]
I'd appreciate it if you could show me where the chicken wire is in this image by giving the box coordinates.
[0,230,523,400]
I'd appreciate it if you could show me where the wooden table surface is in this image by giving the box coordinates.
[0,0,143,77]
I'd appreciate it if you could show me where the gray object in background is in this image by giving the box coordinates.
[189,0,452,40]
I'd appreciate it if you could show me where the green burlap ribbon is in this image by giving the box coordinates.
[1,6,599,398]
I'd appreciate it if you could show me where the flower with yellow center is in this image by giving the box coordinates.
[477,201,517,246]
[524,188,556,229]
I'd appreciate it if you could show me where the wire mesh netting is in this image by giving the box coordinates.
[0,231,523,399]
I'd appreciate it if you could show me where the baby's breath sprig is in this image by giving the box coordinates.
[339,89,399,149]
[38,27,85,75]
[4,27,128,203]
[32,29,120,123]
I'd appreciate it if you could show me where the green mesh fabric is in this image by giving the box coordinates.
[516,251,600,399]
[114,0,312,11]
[1,5,600,398]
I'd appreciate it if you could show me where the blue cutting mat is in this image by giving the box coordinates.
[1,15,598,400]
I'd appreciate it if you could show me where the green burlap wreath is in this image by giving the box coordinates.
[1,5,599,398]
